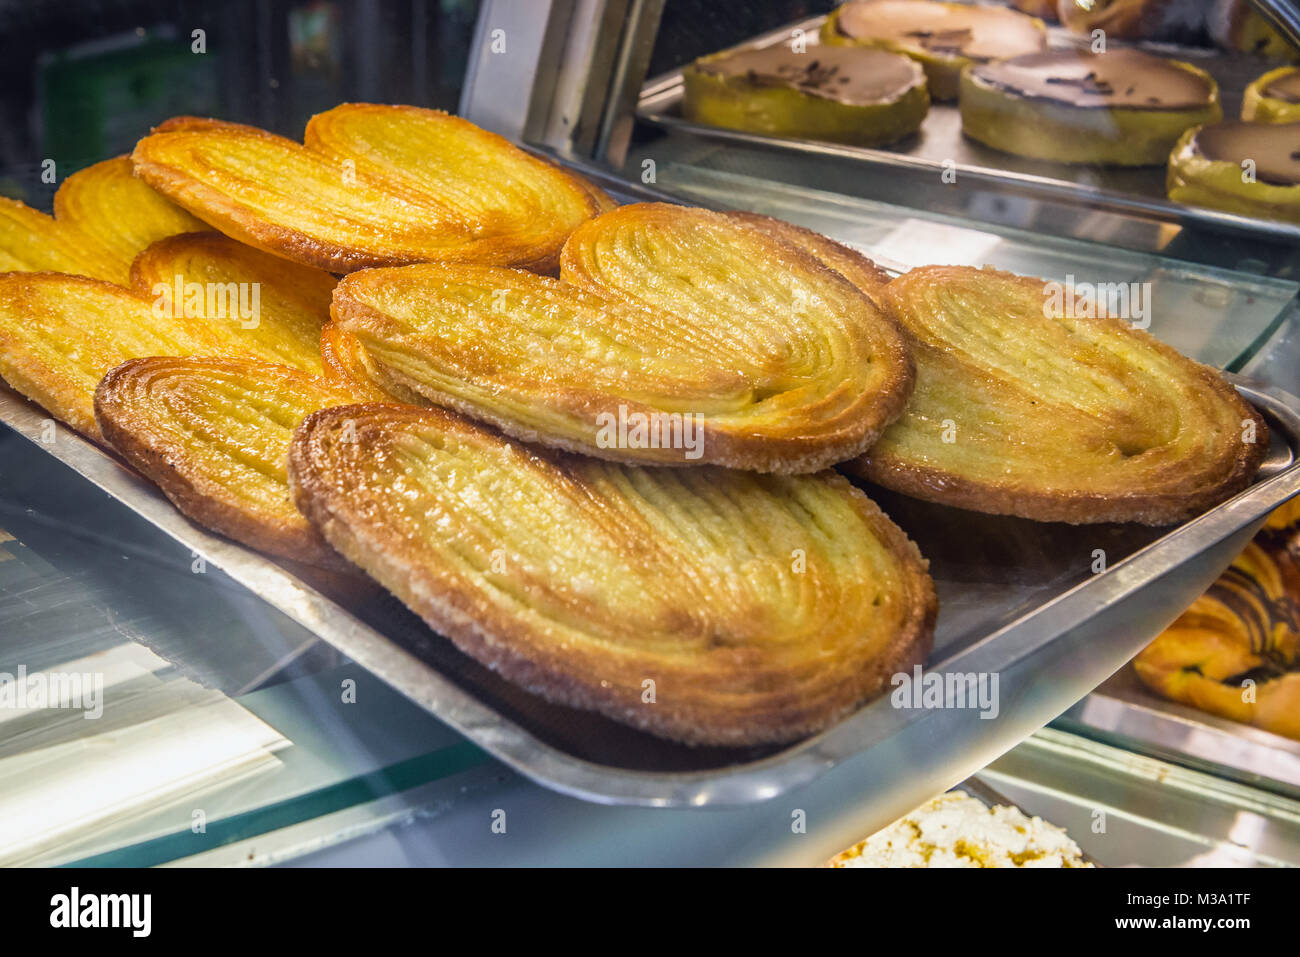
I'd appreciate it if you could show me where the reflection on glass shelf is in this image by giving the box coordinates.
[0,431,490,866]
[0,644,288,866]
[659,163,1297,371]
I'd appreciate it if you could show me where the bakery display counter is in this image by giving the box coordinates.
[0,0,1298,870]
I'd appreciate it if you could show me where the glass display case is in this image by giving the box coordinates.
[1,0,1298,868]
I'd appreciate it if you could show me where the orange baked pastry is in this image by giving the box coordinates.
[331,204,913,472]
[288,403,937,746]
[94,357,360,567]
[1134,503,1300,740]
[0,156,204,285]
[132,105,606,273]
[845,265,1267,524]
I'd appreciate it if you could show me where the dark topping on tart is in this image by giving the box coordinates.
[695,43,924,105]
[1045,70,1114,96]
[1192,121,1300,187]
[836,0,1045,61]
[971,48,1215,110]
[1263,69,1300,105]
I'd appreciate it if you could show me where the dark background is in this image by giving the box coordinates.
[0,0,479,208]
[0,0,835,209]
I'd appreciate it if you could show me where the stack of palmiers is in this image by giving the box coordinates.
[0,103,1266,746]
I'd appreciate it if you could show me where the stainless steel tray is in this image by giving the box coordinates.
[636,15,1300,245]
[1059,659,1300,799]
[1,373,1296,807]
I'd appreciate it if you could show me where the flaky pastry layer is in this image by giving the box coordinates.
[288,403,937,745]
[320,321,425,404]
[332,203,913,472]
[131,232,335,375]
[0,157,204,286]
[847,265,1268,524]
[0,273,246,441]
[95,357,358,567]
[131,105,602,273]
[55,157,210,280]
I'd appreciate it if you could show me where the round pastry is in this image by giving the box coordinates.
[682,42,929,146]
[1167,120,1300,223]
[960,48,1221,165]
[1243,66,1300,123]
[1057,0,1209,43]
[1208,0,1299,61]
[821,0,1047,101]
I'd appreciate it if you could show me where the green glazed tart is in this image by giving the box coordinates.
[1208,0,1300,61]
[682,43,929,146]
[821,0,1046,101]
[1167,120,1300,223]
[1243,66,1300,124]
[960,48,1221,166]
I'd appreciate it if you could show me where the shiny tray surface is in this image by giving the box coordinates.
[0,373,1296,806]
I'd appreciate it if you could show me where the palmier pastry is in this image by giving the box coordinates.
[1243,66,1300,123]
[53,156,209,282]
[1134,505,1300,740]
[845,265,1268,525]
[0,156,201,285]
[682,41,929,145]
[288,403,937,746]
[1167,121,1300,223]
[94,357,359,567]
[320,322,422,403]
[961,49,1220,165]
[0,197,115,281]
[131,105,603,273]
[0,273,245,442]
[330,203,914,473]
[130,232,335,375]
[821,0,1047,101]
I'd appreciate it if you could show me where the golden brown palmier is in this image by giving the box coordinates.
[332,203,913,472]
[132,104,602,273]
[95,357,359,567]
[0,273,241,442]
[288,403,936,745]
[0,156,204,285]
[54,156,210,280]
[847,265,1267,524]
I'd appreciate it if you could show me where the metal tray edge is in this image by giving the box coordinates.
[0,375,1295,806]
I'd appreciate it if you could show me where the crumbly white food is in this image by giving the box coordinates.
[830,791,1093,868]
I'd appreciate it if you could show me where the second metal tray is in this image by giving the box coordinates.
[636,15,1300,245]
[1060,659,1300,799]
